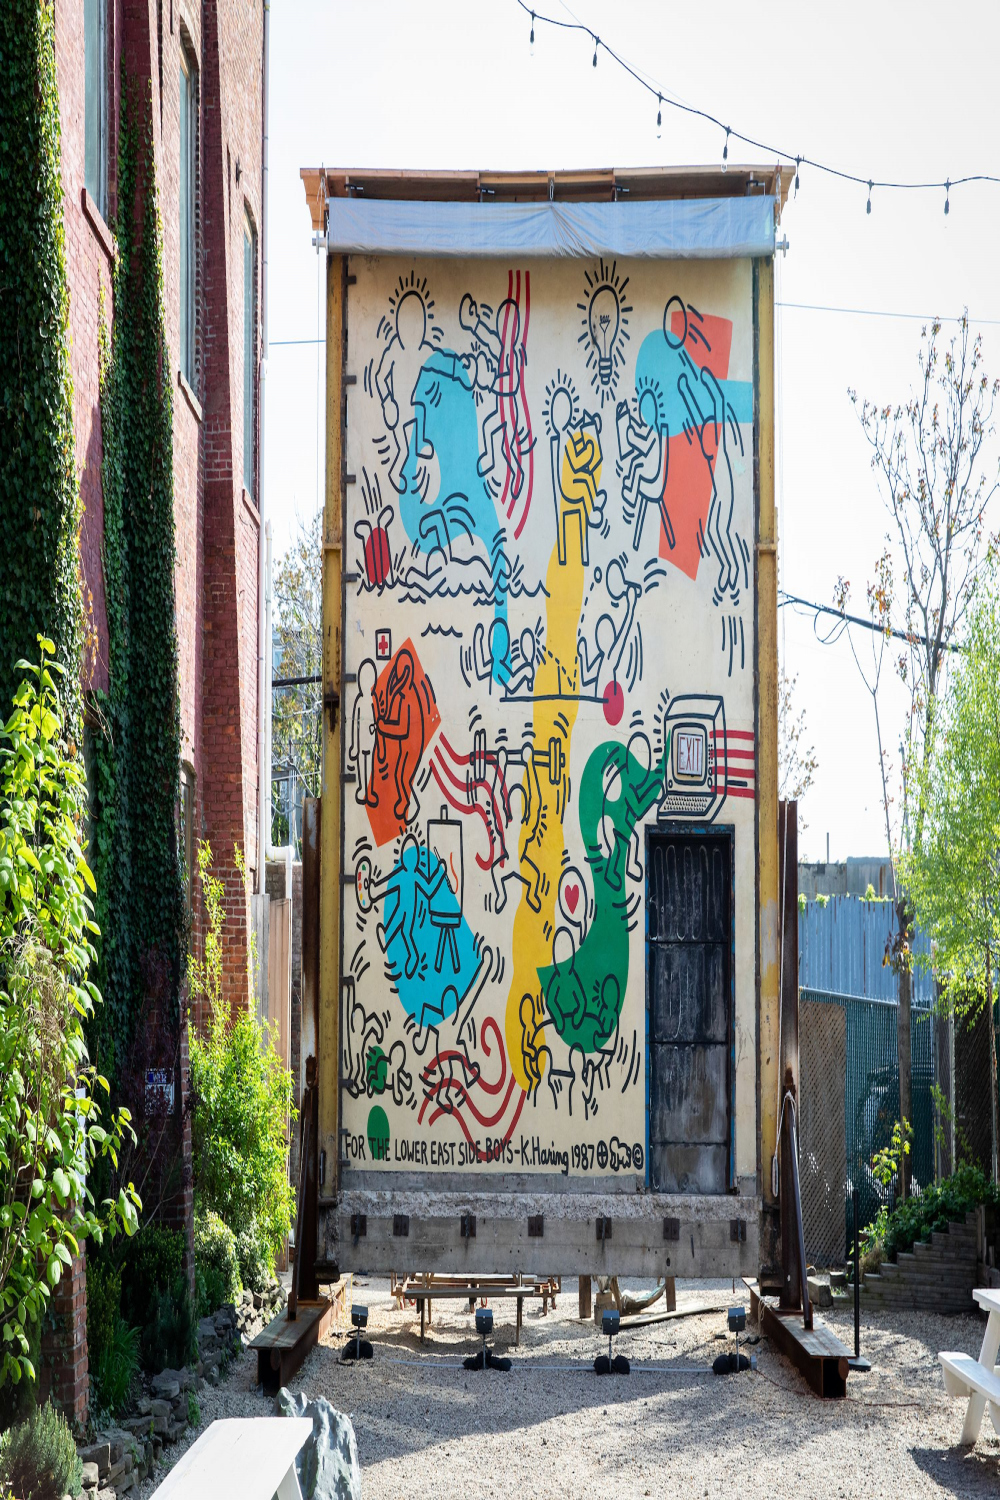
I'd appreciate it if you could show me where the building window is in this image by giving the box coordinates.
[84,0,106,215]
[179,765,196,926]
[243,213,257,497]
[179,53,197,387]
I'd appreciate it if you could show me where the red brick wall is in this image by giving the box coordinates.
[52,0,264,1400]
[39,1251,88,1434]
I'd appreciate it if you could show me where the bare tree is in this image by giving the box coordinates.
[851,314,999,840]
[846,315,999,1198]
[778,668,818,832]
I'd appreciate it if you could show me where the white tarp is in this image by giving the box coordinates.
[325,195,775,260]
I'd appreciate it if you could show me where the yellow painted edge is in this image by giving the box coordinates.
[318,254,344,1195]
[757,257,780,1204]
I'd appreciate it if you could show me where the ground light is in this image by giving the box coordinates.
[462,1306,512,1371]
[594,1307,630,1376]
[713,1305,755,1374]
[342,1303,373,1362]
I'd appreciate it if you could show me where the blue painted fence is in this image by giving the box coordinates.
[799,894,934,1007]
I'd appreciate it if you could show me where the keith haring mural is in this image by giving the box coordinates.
[344,258,756,1177]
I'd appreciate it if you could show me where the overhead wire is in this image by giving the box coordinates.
[514,0,1000,205]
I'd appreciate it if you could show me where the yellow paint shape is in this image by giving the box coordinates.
[504,433,599,1089]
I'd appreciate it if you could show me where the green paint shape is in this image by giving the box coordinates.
[366,1044,388,1094]
[537,732,668,1052]
[367,1105,390,1163]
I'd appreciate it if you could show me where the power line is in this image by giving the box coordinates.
[516,0,1000,208]
[777,302,1000,327]
[779,590,964,654]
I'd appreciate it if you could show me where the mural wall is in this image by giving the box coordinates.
[342,255,758,1183]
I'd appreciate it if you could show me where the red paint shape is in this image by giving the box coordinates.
[659,310,733,580]
[363,638,440,847]
[564,883,580,914]
[602,679,625,725]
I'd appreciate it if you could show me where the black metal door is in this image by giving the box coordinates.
[647,831,732,1193]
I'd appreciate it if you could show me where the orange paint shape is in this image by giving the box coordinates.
[659,310,733,577]
[364,637,441,847]
[670,308,733,380]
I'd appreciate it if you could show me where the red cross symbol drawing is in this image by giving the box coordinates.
[376,630,391,659]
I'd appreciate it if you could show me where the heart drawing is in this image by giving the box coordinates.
[564,883,580,914]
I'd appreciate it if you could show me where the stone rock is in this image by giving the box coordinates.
[107,1452,132,1483]
[150,1399,171,1419]
[96,1490,117,1500]
[241,1288,254,1306]
[153,1412,170,1435]
[152,1436,163,1461]
[81,1462,100,1490]
[117,1470,136,1494]
[78,1443,111,1476]
[206,1363,220,1386]
[120,1416,153,1441]
[137,1397,152,1417]
[151,1373,181,1401]
[275,1389,361,1500]
[806,1275,833,1309]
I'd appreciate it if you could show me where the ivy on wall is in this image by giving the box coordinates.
[0,0,84,733]
[89,82,185,1083]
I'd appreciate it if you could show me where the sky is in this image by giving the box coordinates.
[262,0,1000,864]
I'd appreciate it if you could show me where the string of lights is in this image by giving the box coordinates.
[517,0,1000,211]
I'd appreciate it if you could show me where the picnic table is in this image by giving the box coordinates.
[939,1288,1000,1443]
[149,1417,314,1500]
[391,1272,560,1343]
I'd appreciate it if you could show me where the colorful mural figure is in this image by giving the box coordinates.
[344,256,757,1175]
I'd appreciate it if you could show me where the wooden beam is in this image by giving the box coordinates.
[318,255,344,1211]
[757,257,780,1226]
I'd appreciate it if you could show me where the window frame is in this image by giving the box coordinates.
[84,0,108,217]
[179,49,198,390]
[242,211,258,499]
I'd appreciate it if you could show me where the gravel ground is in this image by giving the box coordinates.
[137,1278,1000,1499]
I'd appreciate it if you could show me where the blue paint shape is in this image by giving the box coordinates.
[399,351,509,681]
[385,845,481,1026]
[635,329,752,434]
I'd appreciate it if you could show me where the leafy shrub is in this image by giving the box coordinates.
[110,1223,194,1372]
[118,1224,184,1329]
[0,1400,82,1500]
[86,1260,139,1417]
[861,1161,1000,1270]
[0,643,139,1389]
[142,1280,197,1373]
[194,1210,241,1317]
[189,844,295,1278]
[235,1227,271,1296]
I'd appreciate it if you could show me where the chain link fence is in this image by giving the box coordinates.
[799,988,936,1267]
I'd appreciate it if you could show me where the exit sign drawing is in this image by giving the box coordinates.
[677,730,704,779]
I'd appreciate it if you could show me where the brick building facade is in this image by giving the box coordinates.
[49,0,266,1426]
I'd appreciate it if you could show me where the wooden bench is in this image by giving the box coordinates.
[149,1417,314,1500]
[939,1287,1000,1443]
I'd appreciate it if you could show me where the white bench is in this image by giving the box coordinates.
[939,1287,1000,1444]
[149,1417,314,1500]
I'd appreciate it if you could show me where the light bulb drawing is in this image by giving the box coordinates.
[579,260,631,407]
[589,287,619,386]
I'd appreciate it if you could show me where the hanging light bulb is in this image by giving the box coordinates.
[722,126,730,173]
[794,157,800,194]
[866,180,872,215]
[592,34,599,67]
[944,179,951,215]
[656,95,662,139]
[529,10,535,53]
